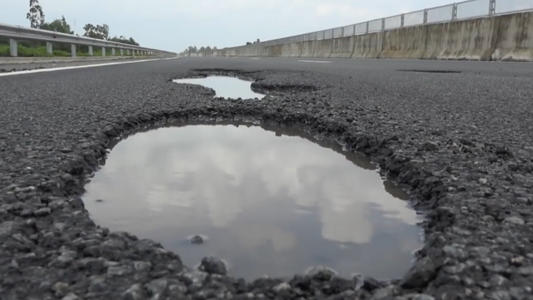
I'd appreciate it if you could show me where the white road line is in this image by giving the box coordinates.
[0,57,179,77]
[298,60,332,64]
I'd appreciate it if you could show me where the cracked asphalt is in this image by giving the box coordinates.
[1,56,532,299]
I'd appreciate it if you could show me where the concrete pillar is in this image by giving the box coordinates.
[111,48,116,56]
[46,42,53,55]
[9,39,17,57]
[102,47,106,57]
[127,49,131,56]
[88,46,93,56]
[71,44,76,58]
[120,48,124,56]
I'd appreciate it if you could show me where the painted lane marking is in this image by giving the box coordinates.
[0,57,179,77]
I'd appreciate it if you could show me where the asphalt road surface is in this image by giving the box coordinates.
[1,57,532,299]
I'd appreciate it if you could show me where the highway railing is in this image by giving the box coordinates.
[0,23,176,57]
[248,0,533,48]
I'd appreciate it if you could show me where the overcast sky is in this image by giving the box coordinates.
[2,0,452,52]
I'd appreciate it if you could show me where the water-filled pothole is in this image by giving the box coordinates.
[83,125,422,280]
[173,76,265,99]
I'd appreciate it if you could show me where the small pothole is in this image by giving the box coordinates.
[83,124,422,280]
[173,76,265,99]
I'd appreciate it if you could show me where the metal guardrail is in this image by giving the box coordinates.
[0,23,176,57]
[235,0,533,49]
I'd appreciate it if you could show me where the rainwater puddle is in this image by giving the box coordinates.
[173,76,265,99]
[83,125,422,280]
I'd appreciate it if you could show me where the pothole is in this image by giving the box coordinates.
[173,76,265,99]
[82,124,422,280]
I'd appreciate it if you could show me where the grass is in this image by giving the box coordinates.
[0,41,141,58]
[0,44,70,57]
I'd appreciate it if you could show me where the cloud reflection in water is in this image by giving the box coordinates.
[83,125,422,279]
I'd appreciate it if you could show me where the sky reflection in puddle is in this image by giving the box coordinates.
[83,125,422,280]
[173,76,265,99]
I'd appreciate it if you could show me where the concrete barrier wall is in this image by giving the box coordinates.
[217,11,533,61]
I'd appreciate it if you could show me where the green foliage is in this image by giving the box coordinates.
[27,0,45,28]
[0,44,9,56]
[40,16,73,34]
[109,36,139,46]
[0,44,69,57]
[0,41,138,57]
[183,45,217,56]
[83,24,109,40]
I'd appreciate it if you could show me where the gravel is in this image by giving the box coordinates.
[0,56,532,299]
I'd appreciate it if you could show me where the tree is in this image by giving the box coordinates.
[83,24,109,40]
[40,16,73,34]
[109,36,139,46]
[128,37,139,46]
[26,0,45,28]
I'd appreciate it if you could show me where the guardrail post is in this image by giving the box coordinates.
[111,48,116,56]
[423,9,428,24]
[46,42,53,55]
[452,4,458,20]
[353,24,356,36]
[381,18,385,31]
[489,0,496,15]
[102,47,106,57]
[9,39,18,57]
[71,44,76,57]
[88,46,93,56]
[365,22,369,34]
[120,49,124,56]
[401,14,405,27]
